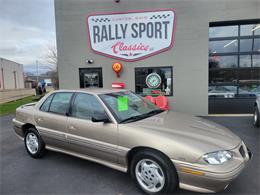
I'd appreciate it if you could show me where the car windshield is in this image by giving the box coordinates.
[99,91,164,123]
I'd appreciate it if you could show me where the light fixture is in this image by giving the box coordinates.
[86,59,94,64]
[223,39,237,48]
[112,62,123,78]
[251,24,260,32]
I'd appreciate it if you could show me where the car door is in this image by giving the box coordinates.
[34,92,74,150]
[67,92,118,164]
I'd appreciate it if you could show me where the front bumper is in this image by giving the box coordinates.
[172,143,252,193]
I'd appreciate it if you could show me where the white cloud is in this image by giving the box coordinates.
[0,0,56,69]
[0,19,56,64]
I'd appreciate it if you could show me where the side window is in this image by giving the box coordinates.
[40,94,54,112]
[71,93,106,120]
[49,92,73,115]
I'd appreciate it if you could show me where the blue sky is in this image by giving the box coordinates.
[0,0,56,74]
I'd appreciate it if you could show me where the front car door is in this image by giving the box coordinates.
[67,92,118,164]
[34,92,74,149]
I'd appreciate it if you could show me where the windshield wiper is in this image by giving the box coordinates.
[120,109,164,124]
[120,115,145,124]
[143,109,164,117]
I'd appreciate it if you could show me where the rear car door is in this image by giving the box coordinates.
[34,92,73,149]
[67,92,118,164]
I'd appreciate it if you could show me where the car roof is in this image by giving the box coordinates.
[52,88,128,95]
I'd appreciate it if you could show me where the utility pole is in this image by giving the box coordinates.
[36,60,39,82]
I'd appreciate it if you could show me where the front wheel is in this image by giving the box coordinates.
[130,150,178,194]
[254,106,260,127]
[24,127,46,158]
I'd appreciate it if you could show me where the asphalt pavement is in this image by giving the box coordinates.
[0,114,259,195]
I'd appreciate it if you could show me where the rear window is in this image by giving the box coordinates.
[40,94,54,112]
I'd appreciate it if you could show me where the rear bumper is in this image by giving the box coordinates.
[172,145,251,193]
[12,118,25,140]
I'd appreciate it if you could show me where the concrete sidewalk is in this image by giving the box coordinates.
[0,89,35,104]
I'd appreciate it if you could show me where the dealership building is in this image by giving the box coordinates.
[0,58,24,90]
[55,0,260,115]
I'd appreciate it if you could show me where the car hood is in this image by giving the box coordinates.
[127,111,241,151]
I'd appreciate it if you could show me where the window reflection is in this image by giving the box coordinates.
[240,39,253,52]
[253,55,260,67]
[209,69,237,83]
[239,55,251,67]
[209,25,238,38]
[239,82,260,95]
[209,40,238,53]
[240,24,260,36]
[209,55,237,68]
[238,68,260,95]
[250,85,260,95]
[238,68,260,81]
[253,38,260,51]
[209,22,260,97]
[208,85,237,98]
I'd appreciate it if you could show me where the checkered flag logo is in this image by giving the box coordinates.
[150,14,170,19]
[91,18,111,23]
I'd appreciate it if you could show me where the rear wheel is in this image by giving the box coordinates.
[254,106,260,127]
[130,150,178,194]
[24,127,46,158]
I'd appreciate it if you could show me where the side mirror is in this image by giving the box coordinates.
[91,115,110,123]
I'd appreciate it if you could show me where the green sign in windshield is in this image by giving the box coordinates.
[117,96,128,112]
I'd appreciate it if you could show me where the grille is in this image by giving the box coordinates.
[239,146,246,158]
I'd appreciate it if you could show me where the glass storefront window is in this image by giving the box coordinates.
[209,69,237,83]
[209,39,238,53]
[238,82,260,95]
[253,38,260,51]
[209,55,237,68]
[135,67,173,96]
[240,24,260,36]
[208,85,237,98]
[209,25,238,38]
[209,22,260,97]
[250,85,260,95]
[239,68,260,80]
[239,55,251,67]
[240,39,253,52]
[253,55,260,67]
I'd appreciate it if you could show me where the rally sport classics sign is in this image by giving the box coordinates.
[87,9,176,61]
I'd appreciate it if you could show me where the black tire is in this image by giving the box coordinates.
[24,127,46,158]
[130,149,178,194]
[254,106,260,127]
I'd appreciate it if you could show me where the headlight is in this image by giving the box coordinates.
[203,150,232,165]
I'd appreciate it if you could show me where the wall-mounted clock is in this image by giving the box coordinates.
[146,73,162,89]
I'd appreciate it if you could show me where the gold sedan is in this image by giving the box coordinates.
[13,89,252,194]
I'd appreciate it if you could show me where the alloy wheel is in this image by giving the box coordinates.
[135,159,165,193]
[26,132,39,154]
[254,110,258,125]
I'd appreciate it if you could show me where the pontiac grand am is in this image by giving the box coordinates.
[13,89,251,194]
